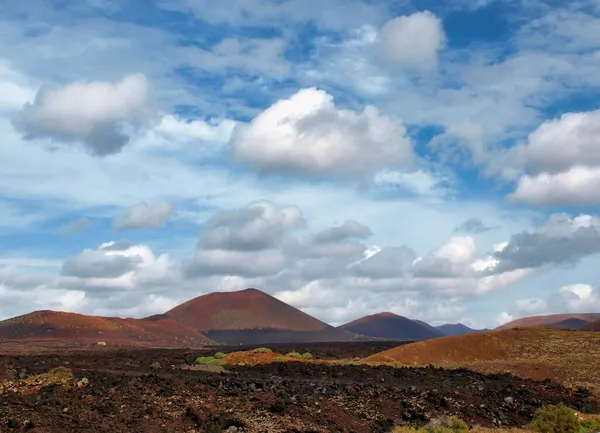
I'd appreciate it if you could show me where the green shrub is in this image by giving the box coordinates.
[286,352,302,359]
[273,356,285,363]
[330,360,343,365]
[213,352,227,359]
[531,403,580,433]
[195,356,224,366]
[581,419,600,432]
[301,352,312,360]
[347,360,361,366]
[255,347,272,353]
[392,416,469,433]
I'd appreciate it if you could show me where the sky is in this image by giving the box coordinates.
[1,0,600,329]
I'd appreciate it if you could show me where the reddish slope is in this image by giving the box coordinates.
[164,288,356,344]
[582,320,600,331]
[364,327,600,396]
[0,310,214,347]
[496,313,600,330]
[338,312,443,340]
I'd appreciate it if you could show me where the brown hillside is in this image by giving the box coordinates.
[339,312,443,340]
[365,327,600,397]
[496,313,600,330]
[582,320,600,331]
[164,288,355,344]
[0,310,214,347]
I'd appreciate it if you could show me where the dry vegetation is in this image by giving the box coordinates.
[364,327,600,397]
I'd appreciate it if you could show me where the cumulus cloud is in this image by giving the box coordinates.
[508,283,600,321]
[114,201,174,230]
[186,201,304,277]
[511,167,600,205]
[230,87,413,177]
[14,73,149,156]
[312,220,372,244]
[508,109,600,205]
[377,11,446,71]
[60,248,143,279]
[455,217,495,233]
[492,213,600,272]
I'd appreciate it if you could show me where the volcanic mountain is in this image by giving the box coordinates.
[338,312,444,340]
[496,313,600,330]
[162,288,356,345]
[364,327,600,397]
[435,323,489,336]
[0,310,214,347]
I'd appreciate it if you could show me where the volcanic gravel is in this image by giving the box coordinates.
[0,347,598,433]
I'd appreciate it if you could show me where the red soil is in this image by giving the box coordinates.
[364,327,600,396]
[496,313,600,330]
[165,288,351,336]
[222,349,282,366]
[582,320,600,331]
[0,310,214,347]
[339,312,443,340]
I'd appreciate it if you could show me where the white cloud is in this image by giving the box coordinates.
[230,87,413,177]
[512,109,600,174]
[0,60,36,112]
[114,201,174,230]
[14,73,149,155]
[377,11,446,71]
[373,168,454,198]
[510,167,600,205]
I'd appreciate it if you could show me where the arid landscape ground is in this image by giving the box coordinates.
[1,289,600,432]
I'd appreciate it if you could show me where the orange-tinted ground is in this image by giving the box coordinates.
[496,313,600,330]
[364,327,600,398]
[0,310,214,347]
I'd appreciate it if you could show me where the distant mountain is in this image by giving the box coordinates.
[163,288,356,345]
[0,310,214,347]
[338,312,444,340]
[496,313,600,331]
[435,323,489,337]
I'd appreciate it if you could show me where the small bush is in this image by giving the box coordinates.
[286,352,302,359]
[347,360,361,366]
[392,416,469,433]
[330,360,343,365]
[581,419,600,432]
[149,361,161,370]
[195,356,224,366]
[213,352,227,359]
[301,352,312,360]
[273,356,285,363]
[531,403,580,433]
[255,348,272,353]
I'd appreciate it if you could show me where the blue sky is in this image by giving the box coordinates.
[1,0,600,328]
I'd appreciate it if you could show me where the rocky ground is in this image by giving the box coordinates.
[0,346,598,433]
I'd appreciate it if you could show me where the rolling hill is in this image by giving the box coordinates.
[0,310,214,347]
[364,327,600,397]
[435,323,489,336]
[338,312,444,340]
[162,288,357,344]
[496,313,600,330]
[582,319,600,331]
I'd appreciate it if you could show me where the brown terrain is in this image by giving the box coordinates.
[0,310,214,348]
[496,313,600,330]
[365,327,600,398]
[0,345,598,432]
[339,312,444,340]
[582,320,600,331]
[162,288,356,344]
